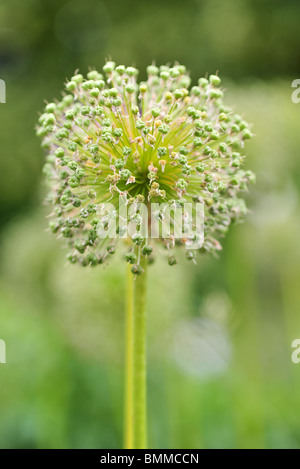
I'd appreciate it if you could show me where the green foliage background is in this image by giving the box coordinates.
[0,0,300,449]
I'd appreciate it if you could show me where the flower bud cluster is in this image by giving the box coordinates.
[37,62,255,271]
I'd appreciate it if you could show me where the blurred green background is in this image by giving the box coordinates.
[1,0,300,449]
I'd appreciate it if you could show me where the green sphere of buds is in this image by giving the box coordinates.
[37,62,255,270]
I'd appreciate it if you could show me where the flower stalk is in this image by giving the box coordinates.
[124,254,148,449]
[124,262,134,449]
[132,254,148,449]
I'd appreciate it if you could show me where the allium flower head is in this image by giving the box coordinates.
[37,62,255,271]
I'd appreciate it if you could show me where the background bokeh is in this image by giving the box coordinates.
[1,0,300,449]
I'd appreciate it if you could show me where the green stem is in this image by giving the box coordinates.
[124,263,134,449]
[132,256,148,449]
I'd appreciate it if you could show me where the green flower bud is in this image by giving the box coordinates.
[232,152,240,160]
[151,108,160,118]
[80,106,90,116]
[170,68,180,78]
[160,71,169,80]
[116,65,126,75]
[158,124,169,135]
[179,146,188,155]
[198,78,209,87]
[103,61,116,73]
[126,84,135,94]
[71,74,83,84]
[87,70,103,81]
[177,65,186,74]
[45,103,56,113]
[49,221,60,233]
[131,264,144,275]
[68,142,77,152]
[115,159,125,170]
[61,226,73,238]
[63,94,74,106]
[59,157,69,166]
[74,240,86,254]
[147,65,159,76]
[113,128,123,138]
[120,169,132,180]
[44,114,56,126]
[94,80,105,90]
[123,147,132,156]
[109,88,118,97]
[89,144,99,155]
[125,252,137,264]
[142,245,153,256]
[182,165,191,175]
[69,176,80,188]
[139,83,147,93]
[107,245,116,255]
[209,75,221,86]
[191,86,201,96]
[194,138,203,148]
[136,120,145,130]
[210,131,219,141]
[168,256,177,266]
[230,178,239,186]
[66,81,77,91]
[158,147,167,157]
[242,129,252,140]
[196,163,206,172]
[55,147,65,158]
[203,146,212,156]
[86,253,98,266]
[207,183,215,193]
[174,89,184,99]
[82,80,95,91]
[90,88,100,97]
[64,109,74,119]
[178,155,188,165]
[73,198,81,207]
[176,179,188,190]
[245,170,256,184]
[187,107,196,118]
[126,66,138,76]
[112,97,122,107]
[210,89,223,99]
[131,105,139,115]
[132,233,144,245]
[186,251,194,261]
[239,121,248,130]
[204,123,213,132]
[205,174,213,182]
[231,124,240,133]
[219,143,228,153]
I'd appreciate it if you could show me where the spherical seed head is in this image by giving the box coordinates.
[37,62,255,269]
